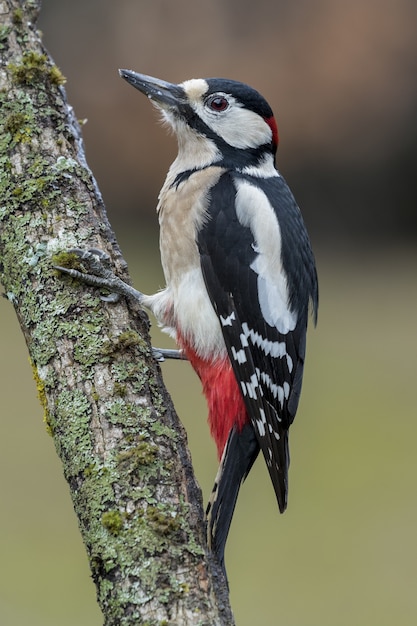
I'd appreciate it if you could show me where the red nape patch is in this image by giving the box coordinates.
[179,341,248,459]
[265,115,279,150]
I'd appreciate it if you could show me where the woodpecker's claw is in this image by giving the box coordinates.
[152,347,187,362]
[100,291,122,303]
[74,247,113,269]
[54,247,121,300]
[54,247,144,305]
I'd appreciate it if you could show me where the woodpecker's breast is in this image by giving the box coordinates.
[157,165,227,359]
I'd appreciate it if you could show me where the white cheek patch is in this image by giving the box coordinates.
[206,106,272,149]
[184,89,272,150]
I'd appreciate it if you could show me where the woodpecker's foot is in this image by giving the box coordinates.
[152,347,187,362]
[54,248,144,304]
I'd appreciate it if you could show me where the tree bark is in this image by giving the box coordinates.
[0,1,234,623]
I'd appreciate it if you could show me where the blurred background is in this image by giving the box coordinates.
[1,1,416,624]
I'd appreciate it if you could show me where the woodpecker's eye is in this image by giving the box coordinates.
[206,95,229,112]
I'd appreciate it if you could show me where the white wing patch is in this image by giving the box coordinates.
[235,180,297,334]
[226,316,293,412]
[241,322,288,359]
[256,408,267,437]
[254,270,296,333]
[231,346,247,364]
[257,369,288,410]
[220,311,236,327]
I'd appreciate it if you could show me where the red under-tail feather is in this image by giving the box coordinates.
[177,335,248,457]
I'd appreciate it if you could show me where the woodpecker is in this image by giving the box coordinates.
[56,70,318,574]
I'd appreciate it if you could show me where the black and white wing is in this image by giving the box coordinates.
[199,170,318,513]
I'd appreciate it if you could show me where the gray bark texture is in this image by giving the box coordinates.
[0,1,234,624]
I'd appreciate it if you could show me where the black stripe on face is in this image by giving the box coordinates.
[173,77,276,168]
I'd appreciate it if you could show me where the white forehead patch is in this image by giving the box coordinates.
[181,78,209,103]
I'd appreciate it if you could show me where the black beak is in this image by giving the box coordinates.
[119,69,185,109]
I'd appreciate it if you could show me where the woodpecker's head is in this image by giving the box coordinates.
[120,69,279,172]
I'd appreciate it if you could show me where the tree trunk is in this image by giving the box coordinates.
[0,1,234,623]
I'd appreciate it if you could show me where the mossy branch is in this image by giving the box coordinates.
[0,1,233,624]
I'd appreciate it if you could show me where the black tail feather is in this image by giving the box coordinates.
[206,424,259,575]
